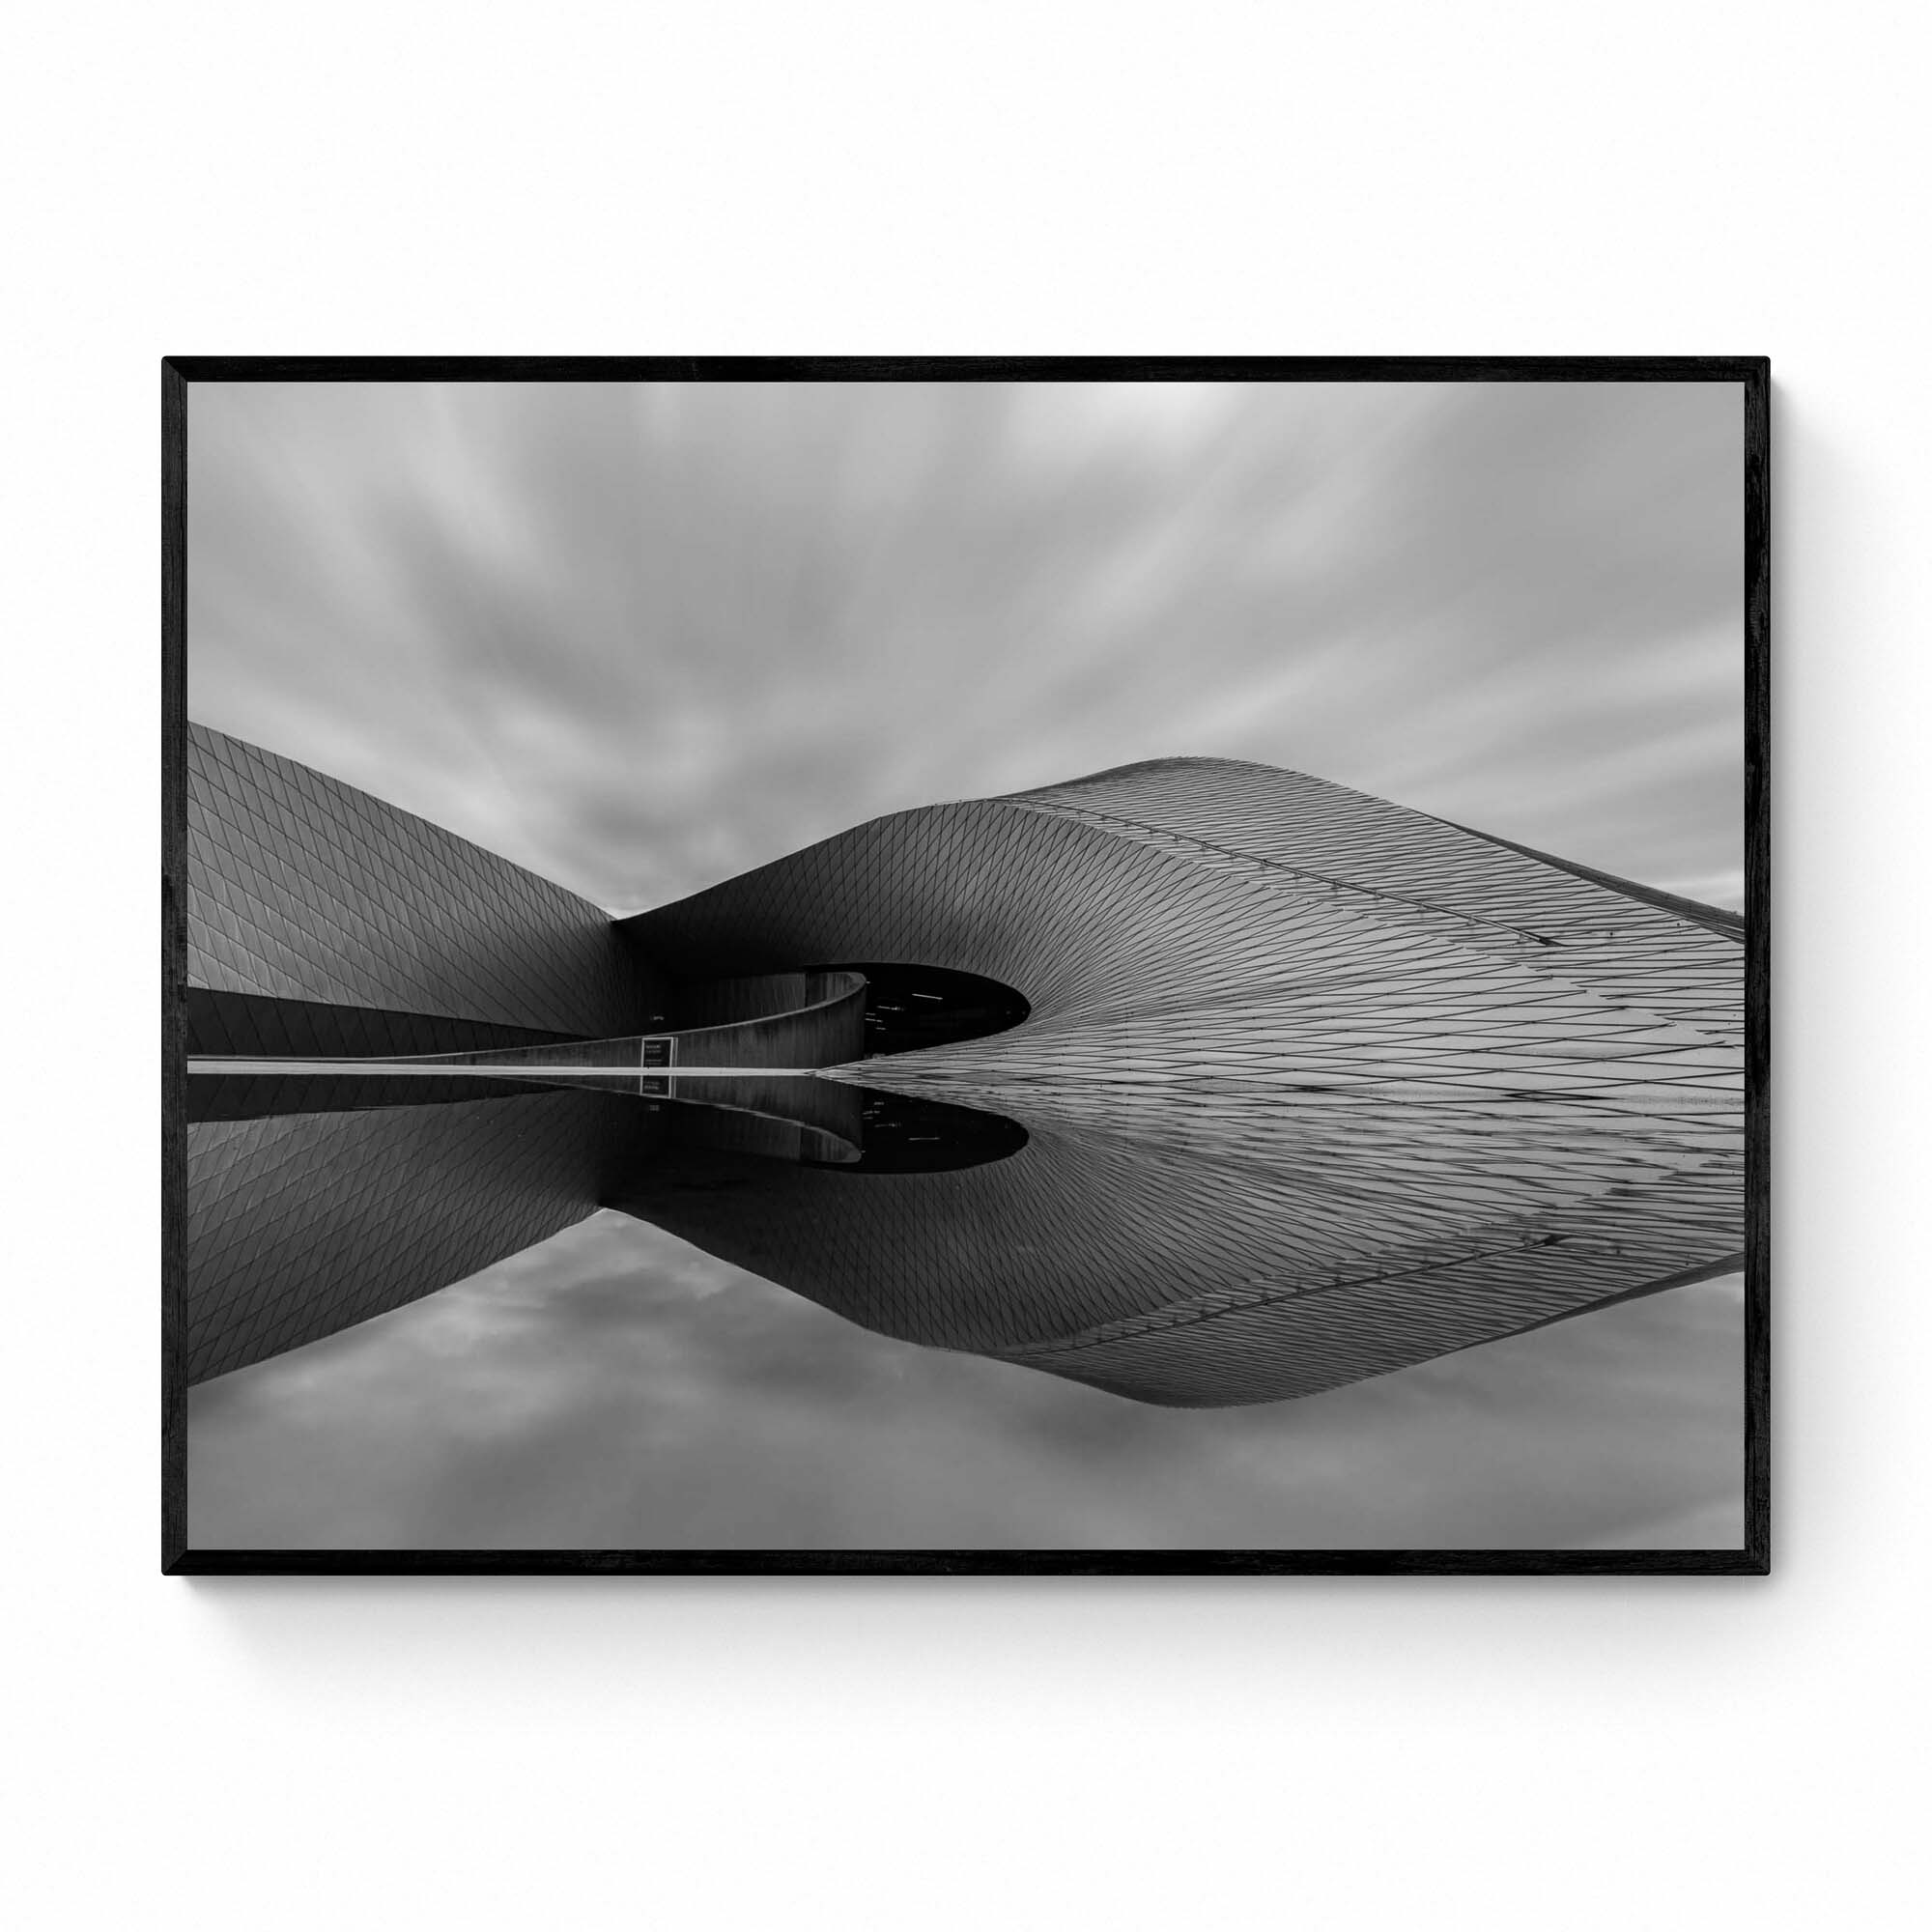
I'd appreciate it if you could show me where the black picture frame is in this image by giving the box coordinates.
[163,355,1769,1577]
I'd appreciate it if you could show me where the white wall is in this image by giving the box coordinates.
[5,5,1919,1926]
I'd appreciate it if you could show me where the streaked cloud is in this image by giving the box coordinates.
[189,380,1744,911]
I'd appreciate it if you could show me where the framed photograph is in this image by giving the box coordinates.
[162,357,1766,1575]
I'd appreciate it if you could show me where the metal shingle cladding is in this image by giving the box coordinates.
[187,724,655,1036]
[185,1091,644,1383]
[180,737,1743,1406]
[619,757,1744,1406]
[182,721,667,1384]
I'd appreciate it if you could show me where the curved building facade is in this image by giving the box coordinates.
[617,757,1744,1405]
[182,729,1745,1404]
[186,723,664,1054]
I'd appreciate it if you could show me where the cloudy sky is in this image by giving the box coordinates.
[185,377,1745,1548]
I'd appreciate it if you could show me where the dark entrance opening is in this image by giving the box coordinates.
[815,963,1030,1056]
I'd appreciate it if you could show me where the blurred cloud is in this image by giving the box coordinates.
[189,380,1744,912]
[185,378,1746,1548]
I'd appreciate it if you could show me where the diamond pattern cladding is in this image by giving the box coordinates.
[618,757,1744,1406]
[188,724,657,1036]
[185,1091,647,1383]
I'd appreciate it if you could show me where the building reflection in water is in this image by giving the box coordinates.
[179,725,1745,1406]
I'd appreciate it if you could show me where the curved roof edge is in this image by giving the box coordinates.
[1452,824,1746,943]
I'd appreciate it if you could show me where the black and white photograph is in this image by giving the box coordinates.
[164,360,1763,1569]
